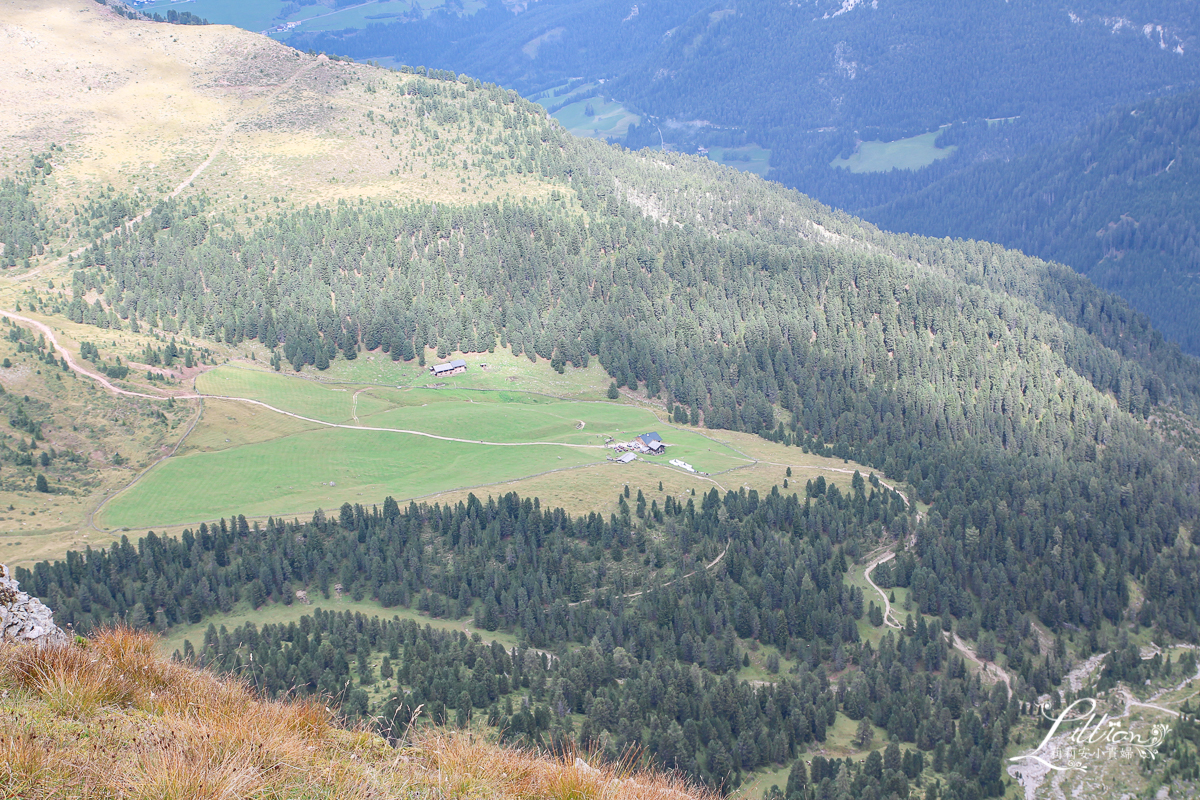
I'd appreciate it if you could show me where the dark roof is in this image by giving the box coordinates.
[640,432,662,444]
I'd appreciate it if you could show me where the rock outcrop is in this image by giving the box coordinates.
[0,563,68,645]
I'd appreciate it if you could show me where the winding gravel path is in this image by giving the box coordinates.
[863,542,1015,692]
[10,61,319,281]
[567,541,731,607]
[0,310,613,449]
[863,550,902,629]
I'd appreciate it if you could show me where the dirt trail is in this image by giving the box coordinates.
[952,632,1012,692]
[568,541,731,607]
[863,550,901,629]
[11,59,318,281]
[756,460,911,507]
[0,310,616,449]
[169,57,317,202]
[0,310,172,399]
[862,543,1014,692]
[191,396,613,449]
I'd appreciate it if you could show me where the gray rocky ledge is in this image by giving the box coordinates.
[0,563,69,646]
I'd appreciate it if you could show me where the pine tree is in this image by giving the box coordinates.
[854,715,874,748]
[785,759,808,799]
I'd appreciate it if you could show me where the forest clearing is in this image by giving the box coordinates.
[96,363,863,530]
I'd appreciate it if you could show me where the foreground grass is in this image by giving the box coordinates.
[1,628,713,800]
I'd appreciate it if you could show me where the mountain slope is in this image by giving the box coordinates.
[285,0,1200,354]
[291,0,1200,183]
[6,1,1200,633]
[863,90,1200,353]
[294,0,1200,132]
[5,5,1200,798]
[0,0,559,228]
[0,627,705,800]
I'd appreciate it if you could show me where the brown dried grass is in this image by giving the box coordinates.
[0,728,59,795]
[0,629,713,800]
[407,729,716,800]
[4,635,137,718]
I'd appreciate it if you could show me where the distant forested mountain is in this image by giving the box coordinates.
[292,0,1200,348]
[861,91,1200,354]
[293,0,1198,167]
[296,0,1199,141]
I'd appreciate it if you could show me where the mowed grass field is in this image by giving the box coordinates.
[830,130,956,173]
[98,365,752,529]
[548,88,640,141]
[198,365,749,467]
[704,145,772,177]
[99,426,604,529]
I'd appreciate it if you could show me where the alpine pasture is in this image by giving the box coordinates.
[97,364,753,529]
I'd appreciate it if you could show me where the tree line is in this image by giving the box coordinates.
[24,482,1019,797]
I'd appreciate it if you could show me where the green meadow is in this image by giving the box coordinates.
[99,425,603,529]
[157,595,516,656]
[310,347,614,398]
[99,365,749,529]
[703,145,772,177]
[830,130,956,173]
[544,85,640,141]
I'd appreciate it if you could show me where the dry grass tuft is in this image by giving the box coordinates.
[0,728,59,795]
[408,729,716,800]
[0,630,714,800]
[5,636,137,718]
[126,746,263,800]
[91,624,177,692]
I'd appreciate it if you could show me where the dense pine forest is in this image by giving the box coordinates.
[859,91,1200,354]
[23,483,1019,797]
[289,0,1200,354]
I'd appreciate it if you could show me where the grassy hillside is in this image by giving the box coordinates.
[0,313,196,567]
[0,629,708,800]
[0,0,565,255]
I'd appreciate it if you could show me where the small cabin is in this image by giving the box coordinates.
[617,452,637,464]
[430,358,467,377]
